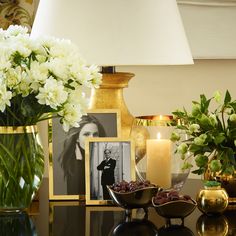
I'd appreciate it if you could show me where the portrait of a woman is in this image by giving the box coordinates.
[59,115,106,195]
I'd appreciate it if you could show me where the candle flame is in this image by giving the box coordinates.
[157,132,161,139]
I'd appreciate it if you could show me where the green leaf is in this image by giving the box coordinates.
[214,133,225,145]
[192,168,205,175]
[224,90,231,104]
[189,144,203,153]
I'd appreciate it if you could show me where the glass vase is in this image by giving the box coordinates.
[130,115,191,191]
[0,211,37,235]
[0,126,44,212]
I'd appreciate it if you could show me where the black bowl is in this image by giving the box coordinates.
[107,186,161,210]
[152,197,197,219]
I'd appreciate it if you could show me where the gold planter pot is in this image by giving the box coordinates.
[204,170,236,203]
[196,186,229,215]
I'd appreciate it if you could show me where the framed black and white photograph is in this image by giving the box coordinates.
[49,109,121,200]
[85,138,135,205]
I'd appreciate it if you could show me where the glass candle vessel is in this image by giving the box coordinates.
[130,115,190,191]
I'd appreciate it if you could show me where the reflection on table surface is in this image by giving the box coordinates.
[33,201,236,236]
[3,179,236,236]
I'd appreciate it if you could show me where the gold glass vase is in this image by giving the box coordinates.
[0,126,44,212]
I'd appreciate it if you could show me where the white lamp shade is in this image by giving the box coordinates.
[31,0,193,66]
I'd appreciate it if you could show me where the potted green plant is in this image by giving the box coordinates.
[171,90,236,197]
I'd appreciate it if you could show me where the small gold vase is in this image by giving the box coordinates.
[205,170,236,200]
[196,186,229,215]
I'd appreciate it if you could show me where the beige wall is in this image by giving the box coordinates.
[121,60,236,116]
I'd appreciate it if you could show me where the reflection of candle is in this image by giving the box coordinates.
[146,133,171,188]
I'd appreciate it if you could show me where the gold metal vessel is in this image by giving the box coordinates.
[196,186,229,215]
[89,72,134,138]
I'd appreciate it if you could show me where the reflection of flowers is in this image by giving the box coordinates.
[0,25,102,131]
[171,90,236,176]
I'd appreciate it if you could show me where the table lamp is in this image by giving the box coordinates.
[31,0,193,138]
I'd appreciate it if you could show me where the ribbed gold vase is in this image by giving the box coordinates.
[89,72,134,138]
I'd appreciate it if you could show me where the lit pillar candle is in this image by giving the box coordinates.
[146,133,171,188]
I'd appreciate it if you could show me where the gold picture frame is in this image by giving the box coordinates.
[85,138,135,205]
[48,109,121,200]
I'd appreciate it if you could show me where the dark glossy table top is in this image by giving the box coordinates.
[4,178,236,236]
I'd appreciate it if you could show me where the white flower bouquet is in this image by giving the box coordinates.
[0,25,102,131]
[0,25,102,210]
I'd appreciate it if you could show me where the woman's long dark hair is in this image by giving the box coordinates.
[59,115,106,178]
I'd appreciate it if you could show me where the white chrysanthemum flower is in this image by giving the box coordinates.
[47,58,68,80]
[58,103,83,132]
[38,36,58,50]
[10,40,32,58]
[0,49,12,70]
[35,54,47,63]
[0,85,12,112]
[17,72,31,97]
[6,25,28,37]
[36,77,68,109]
[74,66,94,87]
[88,65,102,88]
[67,88,89,109]
[6,66,22,89]
[0,28,6,40]
[27,61,49,91]
[49,39,77,58]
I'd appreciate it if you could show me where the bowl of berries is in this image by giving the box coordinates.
[107,180,161,214]
[152,190,197,221]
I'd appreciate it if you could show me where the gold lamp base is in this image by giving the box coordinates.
[89,72,134,138]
